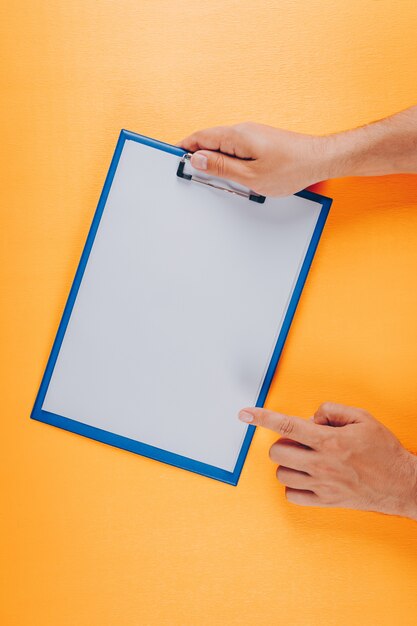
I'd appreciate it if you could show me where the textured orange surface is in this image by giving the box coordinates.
[1,2,417,625]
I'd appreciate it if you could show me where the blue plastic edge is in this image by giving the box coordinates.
[31,129,332,487]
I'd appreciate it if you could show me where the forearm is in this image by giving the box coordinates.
[180,107,417,196]
[321,106,417,180]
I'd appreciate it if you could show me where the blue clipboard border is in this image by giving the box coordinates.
[31,129,332,486]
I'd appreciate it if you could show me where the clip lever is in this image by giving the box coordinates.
[176,154,266,204]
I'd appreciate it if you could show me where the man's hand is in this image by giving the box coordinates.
[179,122,327,196]
[238,402,417,519]
[179,106,417,196]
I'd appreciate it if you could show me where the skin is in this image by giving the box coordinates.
[238,404,417,520]
[179,105,417,197]
[179,107,417,518]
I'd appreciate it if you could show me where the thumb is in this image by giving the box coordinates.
[190,150,253,189]
[313,402,372,427]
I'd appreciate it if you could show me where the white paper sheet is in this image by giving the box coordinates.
[42,138,322,472]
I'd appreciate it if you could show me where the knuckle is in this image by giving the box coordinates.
[278,417,295,437]
[234,121,253,132]
[214,154,226,177]
[318,401,334,414]
[307,457,331,477]
[320,431,341,452]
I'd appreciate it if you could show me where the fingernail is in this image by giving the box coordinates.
[238,410,254,423]
[191,153,208,170]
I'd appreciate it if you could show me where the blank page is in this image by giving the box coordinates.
[41,137,323,474]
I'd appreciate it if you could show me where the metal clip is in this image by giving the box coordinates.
[176,154,266,204]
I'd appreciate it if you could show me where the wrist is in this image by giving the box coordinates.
[396,451,417,521]
[317,130,372,180]
[317,116,415,180]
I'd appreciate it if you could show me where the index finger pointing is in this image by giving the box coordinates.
[238,407,323,448]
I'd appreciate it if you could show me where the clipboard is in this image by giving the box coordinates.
[31,130,332,485]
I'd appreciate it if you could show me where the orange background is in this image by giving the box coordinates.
[1,2,417,625]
